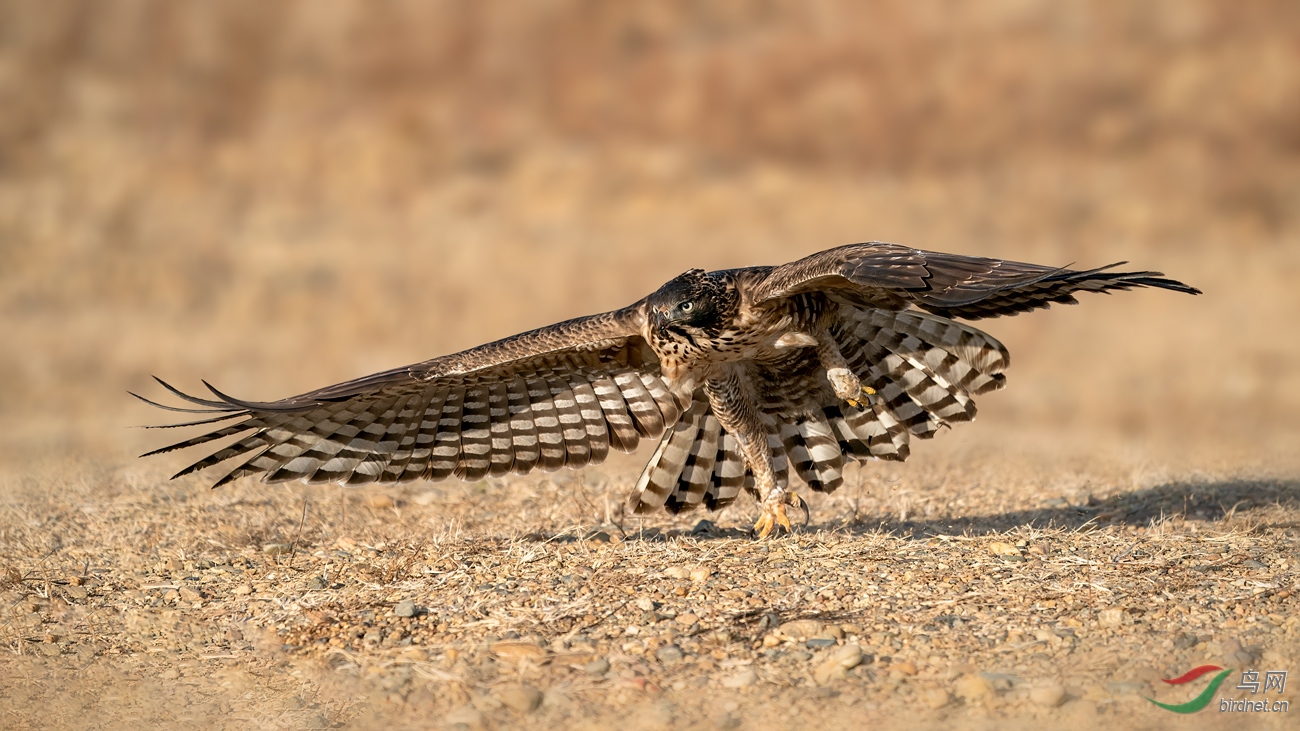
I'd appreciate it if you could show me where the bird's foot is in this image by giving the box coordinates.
[752,492,808,539]
[827,368,875,411]
[844,385,877,411]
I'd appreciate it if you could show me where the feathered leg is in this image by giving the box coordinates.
[815,330,877,410]
[704,368,793,538]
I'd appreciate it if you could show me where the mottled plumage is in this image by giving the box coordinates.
[135,243,1198,535]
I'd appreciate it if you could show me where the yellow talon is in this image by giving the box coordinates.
[753,502,793,539]
[846,385,876,411]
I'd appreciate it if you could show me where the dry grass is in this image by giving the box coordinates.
[2,2,1299,729]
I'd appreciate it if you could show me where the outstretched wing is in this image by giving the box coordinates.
[751,242,1200,319]
[134,305,682,488]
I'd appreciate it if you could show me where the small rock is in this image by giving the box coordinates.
[364,494,394,509]
[411,490,440,506]
[393,599,417,618]
[306,576,325,591]
[491,641,548,664]
[923,688,951,710]
[585,658,611,675]
[721,668,758,688]
[587,531,612,543]
[1031,683,1067,707]
[813,643,863,685]
[664,566,691,580]
[779,619,824,639]
[690,519,716,535]
[65,585,87,600]
[1098,607,1128,626]
[988,541,1020,556]
[495,684,543,713]
[675,613,698,627]
[689,567,713,582]
[656,644,685,664]
[805,638,837,649]
[363,629,382,644]
[159,668,180,680]
[232,584,252,596]
[262,543,291,555]
[635,597,657,612]
[955,673,993,701]
[178,586,204,603]
[444,705,486,730]
[894,660,917,676]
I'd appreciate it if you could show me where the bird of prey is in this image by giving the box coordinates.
[135,243,1198,537]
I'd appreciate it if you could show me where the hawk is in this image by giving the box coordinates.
[135,243,1198,537]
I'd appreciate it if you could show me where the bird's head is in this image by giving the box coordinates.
[646,269,736,343]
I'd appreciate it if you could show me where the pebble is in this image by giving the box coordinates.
[1098,607,1128,626]
[1030,683,1067,707]
[988,541,1020,556]
[675,613,698,627]
[445,705,486,730]
[585,658,610,675]
[491,641,548,664]
[656,644,685,663]
[893,660,917,676]
[955,674,993,701]
[721,668,758,688]
[364,494,394,509]
[495,684,543,713]
[689,567,713,582]
[923,688,951,709]
[232,584,252,596]
[393,599,416,618]
[664,566,691,579]
[178,586,204,603]
[779,619,824,639]
[262,543,291,555]
[813,643,863,685]
[690,519,716,534]
[805,638,837,649]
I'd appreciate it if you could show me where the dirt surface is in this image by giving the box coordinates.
[2,3,1299,729]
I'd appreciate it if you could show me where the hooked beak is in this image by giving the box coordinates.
[651,306,670,330]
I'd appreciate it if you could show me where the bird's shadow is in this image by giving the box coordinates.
[603,477,1300,542]
[850,477,1300,538]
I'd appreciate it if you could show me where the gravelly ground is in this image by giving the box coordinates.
[3,432,1296,730]
[4,5,1300,728]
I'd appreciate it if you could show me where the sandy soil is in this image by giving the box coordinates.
[2,3,1299,729]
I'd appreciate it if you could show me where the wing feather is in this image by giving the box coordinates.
[753,242,1199,319]
[137,305,681,488]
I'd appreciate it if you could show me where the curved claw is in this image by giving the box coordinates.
[785,492,811,528]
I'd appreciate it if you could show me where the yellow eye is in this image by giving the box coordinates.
[680,302,694,312]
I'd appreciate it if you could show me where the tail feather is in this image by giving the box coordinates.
[627,396,708,514]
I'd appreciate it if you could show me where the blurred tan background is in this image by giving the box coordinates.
[2,0,1298,482]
